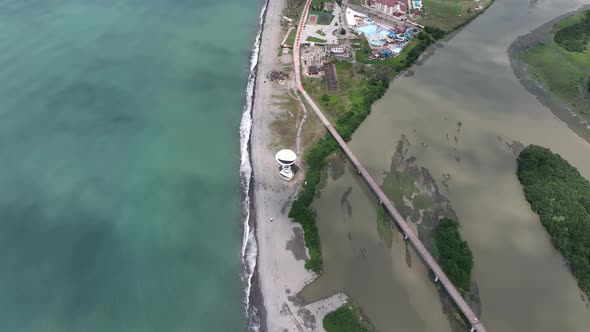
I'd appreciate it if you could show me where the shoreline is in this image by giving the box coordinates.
[248,0,347,330]
[507,4,590,143]
[240,0,269,330]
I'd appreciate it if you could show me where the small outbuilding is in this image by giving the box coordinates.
[308,65,319,75]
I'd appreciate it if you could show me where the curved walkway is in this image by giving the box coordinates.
[292,2,488,332]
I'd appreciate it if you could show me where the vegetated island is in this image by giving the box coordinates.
[435,218,474,291]
[510,6,590,142]
[517,145,590,296]
[374,135,478,331]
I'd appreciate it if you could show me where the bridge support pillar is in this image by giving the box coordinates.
[470,327,475,332]
[379,200,383,205]
[404,234,408,240]
[434,275,439,282]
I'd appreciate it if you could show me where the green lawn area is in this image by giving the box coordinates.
[316,29,326,36]
[284,28,297,47]
[520,11,590,116]
[555,10,587,30]
[419,0,493,31]
[303,61,366,120]
[306,36,328,43]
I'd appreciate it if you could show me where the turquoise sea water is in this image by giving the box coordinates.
[0,0,260,331]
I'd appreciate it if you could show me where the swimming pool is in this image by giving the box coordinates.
[355,24,392,46]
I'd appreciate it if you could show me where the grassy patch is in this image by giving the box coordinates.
[382,169,416,204]
[517,144,590,296]
[412,193,434,211]
[435,218,474,291]
[520,10,590,117]
[269,94,300,150]
[285,28,298,47]
[376,207,394,247]
[316,29,327,36]
[303,61,366,120]
[555,11,587,30]
[419,0,494,31]
[306,36,328,43]
[323,302,375,332]
[299,92,327,152]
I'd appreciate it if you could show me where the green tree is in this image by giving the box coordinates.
[435,218,474,290]
[517,145,590,296]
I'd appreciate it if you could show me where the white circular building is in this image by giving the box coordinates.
[275,149,297,181]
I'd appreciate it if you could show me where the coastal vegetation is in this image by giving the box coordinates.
[554,11,590,53]
[517,145,590,296]
[435,218,474,291]
[289,27,448,272]
[323,302,374,332]
[285,28,298,47]
[520,10,590,118]
[419,0,494,31]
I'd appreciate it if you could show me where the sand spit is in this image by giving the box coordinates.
[250,0,347,330]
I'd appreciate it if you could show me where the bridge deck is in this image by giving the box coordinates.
[291,2,487,332]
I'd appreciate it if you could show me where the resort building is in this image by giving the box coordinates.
[369,0,407,16]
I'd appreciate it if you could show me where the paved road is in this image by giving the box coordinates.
[292,2,488,332]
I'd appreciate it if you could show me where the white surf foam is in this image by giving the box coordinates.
[240,1,268,330]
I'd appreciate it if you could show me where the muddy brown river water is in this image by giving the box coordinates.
[301,0,590,331]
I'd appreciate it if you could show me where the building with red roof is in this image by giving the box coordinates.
[369,0,407,16]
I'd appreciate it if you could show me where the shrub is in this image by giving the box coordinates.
[435,218,474,291]
[554,10,590,53]
[323,305,371,332]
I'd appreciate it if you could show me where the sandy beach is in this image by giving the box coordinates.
[250,0,346,330]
